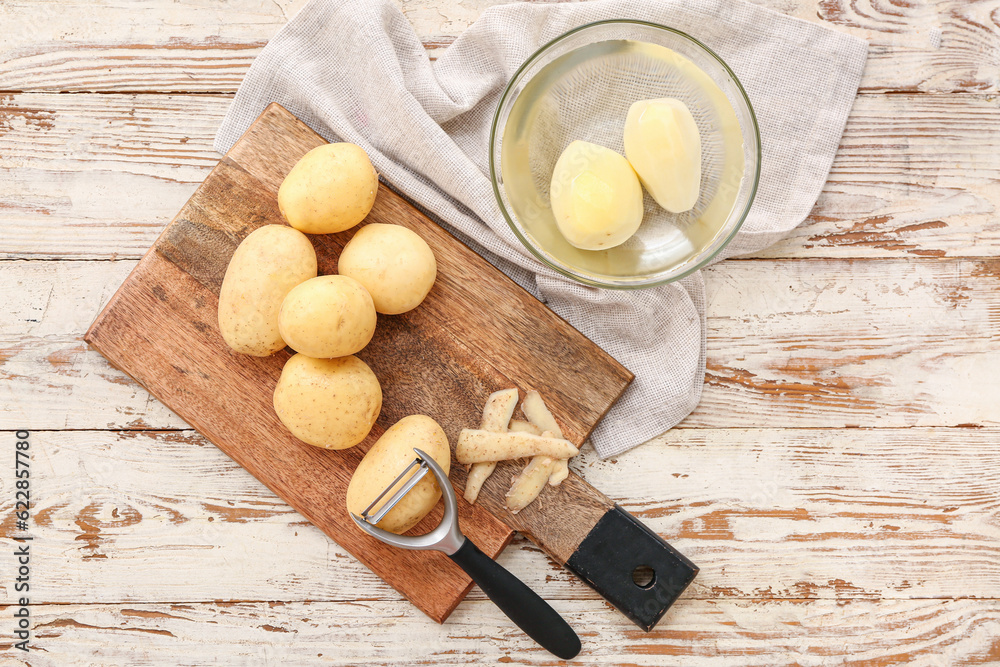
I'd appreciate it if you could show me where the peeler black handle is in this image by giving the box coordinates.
[450,538,581,660]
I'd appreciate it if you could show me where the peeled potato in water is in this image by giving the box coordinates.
[624,98,702,214]
[549,140,644,251]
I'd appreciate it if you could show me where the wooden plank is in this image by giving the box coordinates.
[755,94,1000,260]
[0,0,996,93]
[1,427,998,604]
[2,93,997,261]
[0,259,184,429]
[5,256,998,431]
[0,93,224,260]
[2,599,998,664]
[687,257,1000,428]
[83,104,633,622]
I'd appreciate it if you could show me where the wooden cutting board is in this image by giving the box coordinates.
[87,104,696,630]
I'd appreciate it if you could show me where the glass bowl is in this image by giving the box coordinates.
[490,20,761,289]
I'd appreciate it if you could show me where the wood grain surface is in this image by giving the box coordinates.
[9,257,998,431]
[4,599,999,664]
[1,0,998,664]
[1,0,996,94]
[2,93,997,261]
[1,426,998,607]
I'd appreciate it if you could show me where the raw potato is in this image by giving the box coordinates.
[521,390,569,487]
[273,354,381,450]
[278,275,377,359]
[549,140,643,250]
[278,143,379,234]
[346,415,451,534]
[217,225,317,356]
[464,388,518,504]
[456,429,578,463]
[506,454,555,514]
[624,98,702,213]
[339,224,437,315]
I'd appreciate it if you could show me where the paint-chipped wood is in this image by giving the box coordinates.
[1,427,998,605]
[5,599,1000,665]
[2,93,997,261]
[6,258,999,431]
[0,0,996,93]
[689,257,1000,428]
[1,0,998,661]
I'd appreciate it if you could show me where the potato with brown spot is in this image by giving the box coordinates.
[347,415,451,534]
[273,354,381,449]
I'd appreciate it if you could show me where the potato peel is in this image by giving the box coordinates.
[463,388,518,503]
[506,454,555,514]
[521,390,571,487]
[456,429,578,464]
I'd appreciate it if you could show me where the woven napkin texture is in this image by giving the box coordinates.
[215,0,867,458]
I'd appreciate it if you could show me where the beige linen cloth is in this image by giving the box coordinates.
[215,0,867,458]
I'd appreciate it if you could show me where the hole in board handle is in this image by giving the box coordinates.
[631,564,656,589]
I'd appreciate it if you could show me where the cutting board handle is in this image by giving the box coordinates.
[565,505,698,631]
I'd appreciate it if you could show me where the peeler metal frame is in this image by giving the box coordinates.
[353,450,464,555]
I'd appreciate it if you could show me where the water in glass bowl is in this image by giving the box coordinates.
[500,39,746,279]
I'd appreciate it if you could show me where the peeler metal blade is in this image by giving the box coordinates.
[360,457,430,525]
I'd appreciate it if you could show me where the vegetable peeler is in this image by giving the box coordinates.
[350,448,581,660]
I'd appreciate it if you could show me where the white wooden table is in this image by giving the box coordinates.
[1,1,998,664]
